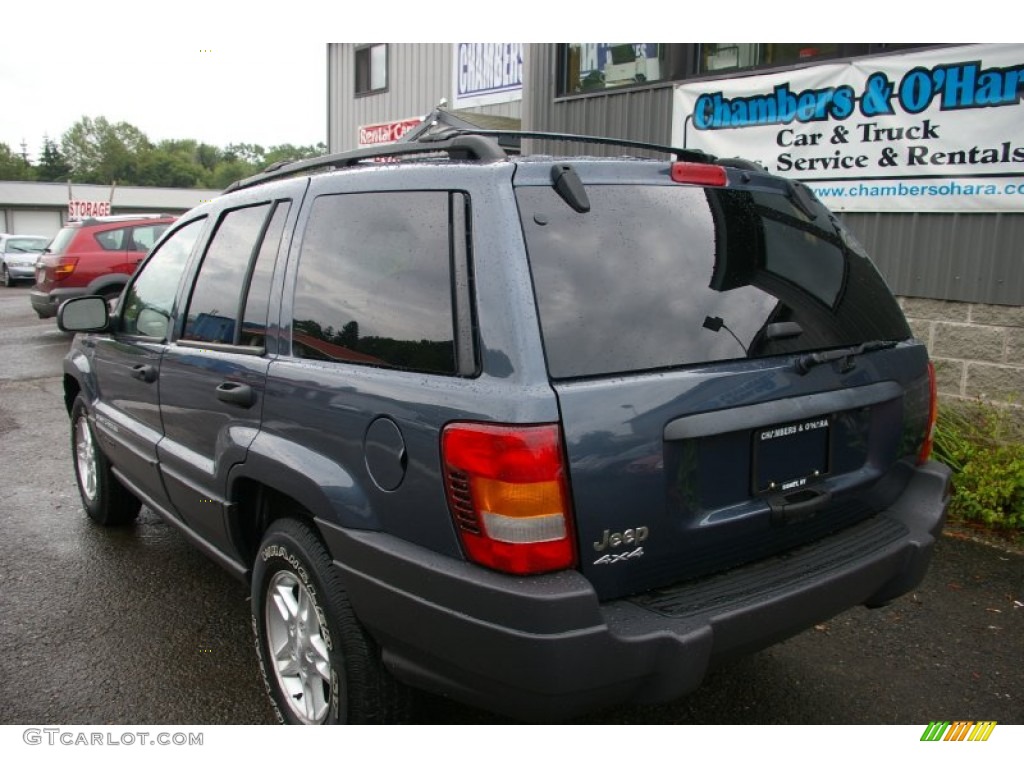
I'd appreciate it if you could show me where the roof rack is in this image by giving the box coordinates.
[223,129,719,195]
[415,128,714,163]
[223,134,507,194]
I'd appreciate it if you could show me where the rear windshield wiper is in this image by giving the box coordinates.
[795,340,898,375]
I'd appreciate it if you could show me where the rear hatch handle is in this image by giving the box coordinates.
[769,487,832,525]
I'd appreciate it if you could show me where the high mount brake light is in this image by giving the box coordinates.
[441,422,576,575]
[917,361,938,465]
[671,162,727,187]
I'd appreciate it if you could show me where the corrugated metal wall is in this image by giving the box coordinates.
[522,45,1023,307]
[327,44,521,153]
[523,44,674,156]
[841,212,1024,306]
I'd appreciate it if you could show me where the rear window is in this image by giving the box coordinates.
[517,184,910,379]
[45,228,77,256]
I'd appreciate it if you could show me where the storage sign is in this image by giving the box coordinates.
[672,44,1024,213]
[452,43,523,108]
[68,200,111,219]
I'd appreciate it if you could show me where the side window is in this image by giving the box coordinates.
[121,219,205,338]
[292,191,461,375]
[241,202,290,346]
[129,224,170,252]
[94,227,127,251]
[181,201,286,347]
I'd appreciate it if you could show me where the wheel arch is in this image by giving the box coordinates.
[226,438,379,576]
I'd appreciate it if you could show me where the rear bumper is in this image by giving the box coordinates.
[319,460,951,721]
[30,286,85,318]
[6,264,36,280]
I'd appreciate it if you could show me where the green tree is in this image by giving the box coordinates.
[210,157,254,189]
[61,116,153,184]
[225,142,266,166]
[263,142,327,168]
[36,136,72,182]
[136,149,207,188]
[0,142,34,181]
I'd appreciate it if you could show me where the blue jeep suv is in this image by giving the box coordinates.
[57,130,950,723]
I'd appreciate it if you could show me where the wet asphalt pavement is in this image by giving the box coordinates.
[0,285,1020,725]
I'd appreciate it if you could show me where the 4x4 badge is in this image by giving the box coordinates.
[594,547,644,566]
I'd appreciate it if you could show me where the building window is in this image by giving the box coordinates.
[355,44,388,95]
[699,43,839,73]
[562,43,666,94]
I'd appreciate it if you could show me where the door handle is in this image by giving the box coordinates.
[130,364,157,383]
[216,381,255,407]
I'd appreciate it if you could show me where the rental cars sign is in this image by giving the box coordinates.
[672,44,1024,213]
[358,118,423,148]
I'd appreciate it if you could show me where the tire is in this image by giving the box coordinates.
[98,286,123,314]
[1,264,12,288]
[70,396,141,526]
[252,518,411,724]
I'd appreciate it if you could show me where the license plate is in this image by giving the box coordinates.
[753,417,830,493]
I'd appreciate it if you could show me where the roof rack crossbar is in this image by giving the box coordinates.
[224,135,508,194]
[418,128,714,163]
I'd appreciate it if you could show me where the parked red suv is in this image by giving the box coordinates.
[31,214,176,318]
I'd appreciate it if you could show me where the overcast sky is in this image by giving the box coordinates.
[1,5,990,163]
[1,39,326,160]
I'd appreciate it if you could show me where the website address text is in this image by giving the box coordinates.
[812,180,1024,200]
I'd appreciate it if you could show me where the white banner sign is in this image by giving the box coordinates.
[672,44,1024,213]
[452,43,523,109]
[68,199,111,219]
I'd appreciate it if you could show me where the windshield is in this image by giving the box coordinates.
[517,184,910,379]
[5,237,49,254]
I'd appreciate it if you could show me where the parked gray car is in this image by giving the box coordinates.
[1,233,50,286]
[57,130,951,724]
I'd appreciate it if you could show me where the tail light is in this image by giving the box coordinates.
[917,361,938,464]
[441,422,576,575]
[671,161,727,186]
[52,256,79,281]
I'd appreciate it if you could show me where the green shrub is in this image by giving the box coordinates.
[931,399,1024,531]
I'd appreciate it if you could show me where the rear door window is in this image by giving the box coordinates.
[291,191,469,376]
[94,228,128,251]
[181,201,287,348]
[130,224,170,252]
[517,184,910,379]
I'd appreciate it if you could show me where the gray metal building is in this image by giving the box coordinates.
[0,181,220,238]
[327,43,1022,399]
[327,44,522,153]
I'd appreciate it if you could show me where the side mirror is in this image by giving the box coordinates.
[58,295,110,333]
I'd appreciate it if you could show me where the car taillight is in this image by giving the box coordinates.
[53,256,79,281]
[441,422,576,575]
[671,161,727,186]
[917,361,938,464]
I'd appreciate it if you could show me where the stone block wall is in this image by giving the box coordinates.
[900,298,1024,403]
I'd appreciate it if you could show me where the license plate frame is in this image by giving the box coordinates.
[753,416,831,494]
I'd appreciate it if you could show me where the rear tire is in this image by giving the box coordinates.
[98,286,123,314]
[252,518,411,724]
[70,396,141,526]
